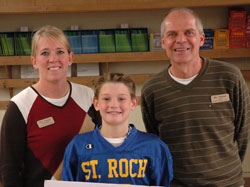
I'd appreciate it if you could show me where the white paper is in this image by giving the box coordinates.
[44,180,160,187]
[77,63,99,76]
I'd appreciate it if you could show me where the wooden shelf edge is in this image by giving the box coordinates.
[0,74,153,89]
[1,49,250,66]
[0,101,9,110]
[1,70,250,89]
[1,71,250,109]
[0,0,249,14]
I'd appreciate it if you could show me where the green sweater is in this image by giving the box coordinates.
[141,57,250,187]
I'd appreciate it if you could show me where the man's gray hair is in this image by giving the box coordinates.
[160,8,204,37]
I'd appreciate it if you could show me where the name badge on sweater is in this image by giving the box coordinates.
[211,93,230,104]
[37,117,55,128]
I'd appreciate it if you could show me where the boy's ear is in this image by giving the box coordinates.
[93,97,99,111]
[131,97,138,111]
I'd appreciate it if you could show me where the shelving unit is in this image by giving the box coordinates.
[0,0,250,111]
[1,48,250,109]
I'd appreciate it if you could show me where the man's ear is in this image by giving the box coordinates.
[161,37,166,50]
[93,97,99,111]
[199,33,205,47]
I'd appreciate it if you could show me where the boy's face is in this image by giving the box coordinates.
[93,82,137,128]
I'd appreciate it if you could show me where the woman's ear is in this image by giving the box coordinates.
[31,56,38,69]
[68,52,74,66]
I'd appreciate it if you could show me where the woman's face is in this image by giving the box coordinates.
[31,36,73,84]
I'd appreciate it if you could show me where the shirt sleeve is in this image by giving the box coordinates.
[62,139,78,181]
[151,141,173,186]
[233,72,250,161]
[0,101,26,187]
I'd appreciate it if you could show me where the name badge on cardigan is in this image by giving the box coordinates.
[37,117,55,128]
[211,93,230,104]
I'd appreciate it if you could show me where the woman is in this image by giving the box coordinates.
[0,25,100,187]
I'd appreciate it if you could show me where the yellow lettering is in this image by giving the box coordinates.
[119,159,128,177]
[81,162,91,180]
[138,159,148,178]
[81,160,99,180]
[129,159,138,177]
[107,159,119,178]
[89,160,98,179]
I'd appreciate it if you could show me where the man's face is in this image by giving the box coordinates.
[161,11,205,65]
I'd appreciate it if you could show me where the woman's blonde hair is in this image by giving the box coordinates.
[95,73,136,99]
[31,25,71,57]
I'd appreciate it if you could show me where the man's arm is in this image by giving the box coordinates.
[234,73,250,161]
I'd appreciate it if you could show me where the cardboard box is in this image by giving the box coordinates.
[229,28,246,48]
[149,32,163,51]
[213,29,230,49]
[200,29,214,50]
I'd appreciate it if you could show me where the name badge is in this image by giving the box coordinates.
[211,94,230,104]
[37,117,55,128]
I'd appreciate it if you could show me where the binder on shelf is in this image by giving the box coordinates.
[81,30,99,54]
[0,32,15,56]
[14,32,32,56]
[131,28,149,52]
[65,31,82,54]
[115,29,132,52]
[99,29,116,53]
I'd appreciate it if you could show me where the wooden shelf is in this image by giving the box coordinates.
[1,49,250,66]
[0,0,249,14]
[0,74,152,89]
[1,71,250,110]
[0,74,152,109]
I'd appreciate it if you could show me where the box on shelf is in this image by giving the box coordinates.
[229,28,246,48]
[213,29,230,49]
[200,29,214,50]
[81,30,99,54]
[14,32,32,56]
[131,28,149,52]
[228,10,247,29]
[77,63,100,76]
[115,29,132,52]
[149,32,163,51]
[0,32,15,56]
[65,31,82,54]
[99,30,116,53]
